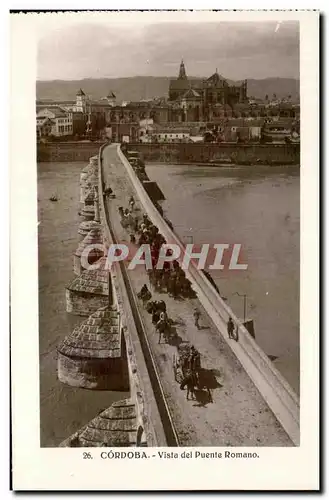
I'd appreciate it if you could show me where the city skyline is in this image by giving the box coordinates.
[37,20,299,81]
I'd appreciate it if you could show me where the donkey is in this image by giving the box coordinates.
[180,371,198,400]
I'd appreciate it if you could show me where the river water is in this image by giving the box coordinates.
[38,162,129,447]
[146,163,300,394]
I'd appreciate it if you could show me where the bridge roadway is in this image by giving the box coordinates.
[101,143,293,446]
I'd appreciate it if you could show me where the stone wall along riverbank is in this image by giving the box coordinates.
[37,141,299,165]
[126,142,300,166]
[37,142,103,162]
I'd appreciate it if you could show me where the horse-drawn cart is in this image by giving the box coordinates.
[172,344,191,383]
[172,343,201,383]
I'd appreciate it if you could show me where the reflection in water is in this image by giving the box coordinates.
[147,164,300,394]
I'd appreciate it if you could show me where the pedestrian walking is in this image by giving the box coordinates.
[227,317,235,339]
[129,195,135,212]
[193,308,201,330]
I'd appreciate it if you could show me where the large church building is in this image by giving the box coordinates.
[168,60,248,122]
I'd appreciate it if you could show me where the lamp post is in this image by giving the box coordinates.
[183,227,193,245]
[233,292,247,324]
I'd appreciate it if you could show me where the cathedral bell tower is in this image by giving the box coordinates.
[178,59,187,80]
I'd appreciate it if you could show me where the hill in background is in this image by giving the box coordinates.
[36,76,300,103]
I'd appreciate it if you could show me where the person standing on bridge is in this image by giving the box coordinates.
[227,317,235,339]
[193,308,201,330]
[104,185,113,197]
[129,195,135,212]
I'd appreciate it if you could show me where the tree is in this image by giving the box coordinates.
[265,94,269,101]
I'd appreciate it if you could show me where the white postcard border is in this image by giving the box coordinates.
[10,9,319,491]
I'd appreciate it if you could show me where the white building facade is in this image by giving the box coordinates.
[151,128,190,143]
[36,107,73,137]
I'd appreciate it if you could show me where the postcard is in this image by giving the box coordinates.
[10,9,319,491]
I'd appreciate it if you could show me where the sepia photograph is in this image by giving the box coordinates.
[11,8,319,491]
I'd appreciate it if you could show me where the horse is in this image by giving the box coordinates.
[137,285,152,307]
[157,300,167,313]
[195,368,214,403]
[146,300,157,314]
[180,371,198,400]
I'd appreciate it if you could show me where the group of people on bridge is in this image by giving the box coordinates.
[118,200,195,300]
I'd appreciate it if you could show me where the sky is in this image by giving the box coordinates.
[37,15,299,81]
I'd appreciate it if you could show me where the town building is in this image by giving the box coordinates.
[150,127,191,143]
[36,117,54,139]
[261,120,294,144]
[72,88,117,114]
[36,64,300,143]
[168,60,248,122]
[138,118,155,143]
[36,106,73,138]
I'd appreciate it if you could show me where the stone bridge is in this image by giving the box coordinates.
[58,145,300,448]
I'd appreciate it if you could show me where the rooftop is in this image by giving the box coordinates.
[36,117,55,127]
[182,88,201,99]
[169,78,193,91]
[224,118,264,127]
[206,71,228,86]
[37,106,67,118]
[36,100,75,106]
